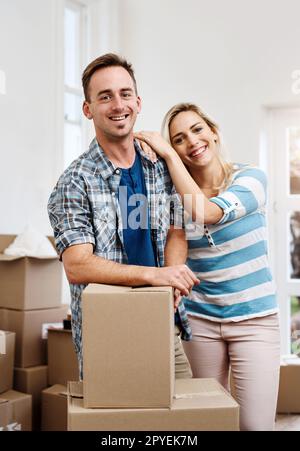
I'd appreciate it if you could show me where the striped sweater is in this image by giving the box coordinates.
[183,164,278,322]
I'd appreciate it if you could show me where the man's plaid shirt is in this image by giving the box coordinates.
[48,138,192,378]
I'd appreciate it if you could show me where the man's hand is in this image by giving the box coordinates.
[173,288,182,312]
[146,264,200,296]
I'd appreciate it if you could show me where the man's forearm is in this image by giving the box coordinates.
[63,240,197,295]
[164,227,187,266]
[64,246,153,286]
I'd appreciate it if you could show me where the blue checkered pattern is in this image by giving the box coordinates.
[48,138,191,378]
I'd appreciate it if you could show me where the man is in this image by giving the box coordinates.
[48,53,199,379]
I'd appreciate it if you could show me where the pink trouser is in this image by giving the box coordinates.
[182,313,281,431]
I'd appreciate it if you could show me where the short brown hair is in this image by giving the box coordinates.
[82,53,138,102]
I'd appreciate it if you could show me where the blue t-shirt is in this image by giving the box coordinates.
[118,151,157,267]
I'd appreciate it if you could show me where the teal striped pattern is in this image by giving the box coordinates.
[184,165,278,322]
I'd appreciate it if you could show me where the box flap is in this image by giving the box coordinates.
[0,390,31,402]
[84,284,132,295]
[0,253,58,261]
[48,327,72,335]
[132,286,173,294]
[68,381,83,399]
[84,284,173,295]
[0,234,58,260]
[42,384,67,396]
[0,235,15,253]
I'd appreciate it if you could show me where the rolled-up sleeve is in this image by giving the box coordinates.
[47,176,95,259]
[210,167,267,225]
[170,185,185,229]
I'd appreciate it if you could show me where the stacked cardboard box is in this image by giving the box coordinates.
[0,234,68,430]
[0,390,32,431]
[0,235,62,311]
[0,331,15,394]
[47,328,79,386]
[41,384,67,431]
[0,329,32,430]
[277,355,300,413]
[67,284,239,431]
[0,234,66,366]
[41,327,78,430]
[0,307,68,367]
[14,365,48,430]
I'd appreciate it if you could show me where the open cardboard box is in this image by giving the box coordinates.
[0,234,62,310]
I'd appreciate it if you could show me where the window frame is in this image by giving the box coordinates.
[265,107,300,355]
[63,0,89,169]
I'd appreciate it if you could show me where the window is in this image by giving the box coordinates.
[64,1,87,169]
[269,109,300,355]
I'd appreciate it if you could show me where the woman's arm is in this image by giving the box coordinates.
[135,131,223,225]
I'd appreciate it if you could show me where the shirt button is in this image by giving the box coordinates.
[115,169,120,175]
[112,192,116,197]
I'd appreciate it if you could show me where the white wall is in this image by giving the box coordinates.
[0,0,119,236]
[0,0,63,235]
[1,0,300,229]
[118,0,300,164]
[0,0,299,311]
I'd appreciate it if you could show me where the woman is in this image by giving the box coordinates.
[135,103,280,431]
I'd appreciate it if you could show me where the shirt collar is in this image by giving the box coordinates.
[89,137,155,181]
[89,138,117,181]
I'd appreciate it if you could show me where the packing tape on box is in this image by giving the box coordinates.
[174,391,223,399]
[0,331,6,355]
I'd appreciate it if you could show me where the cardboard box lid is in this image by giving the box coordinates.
[0,390,32,431]
[0,235,58,261]
[0,390,31,402]
[43,384,67,397]
[48,328,72,335]
[68,379,238,412]
[15,365,48,373]
[83,284,173,296]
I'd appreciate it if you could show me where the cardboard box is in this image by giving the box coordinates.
[277,356,300,413]
[0,390,32,431]
[68,379,239,431]
[0,305,68,367]
[0,331,15,394]
[41,384,67,431]
[14,365,48,430]
[48,328,79,385]
[82,284,174,408]
[0,234,62,310]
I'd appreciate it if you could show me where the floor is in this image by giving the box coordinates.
[275,414,300,431]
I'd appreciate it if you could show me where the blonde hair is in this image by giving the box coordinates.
[161,103,236,193]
